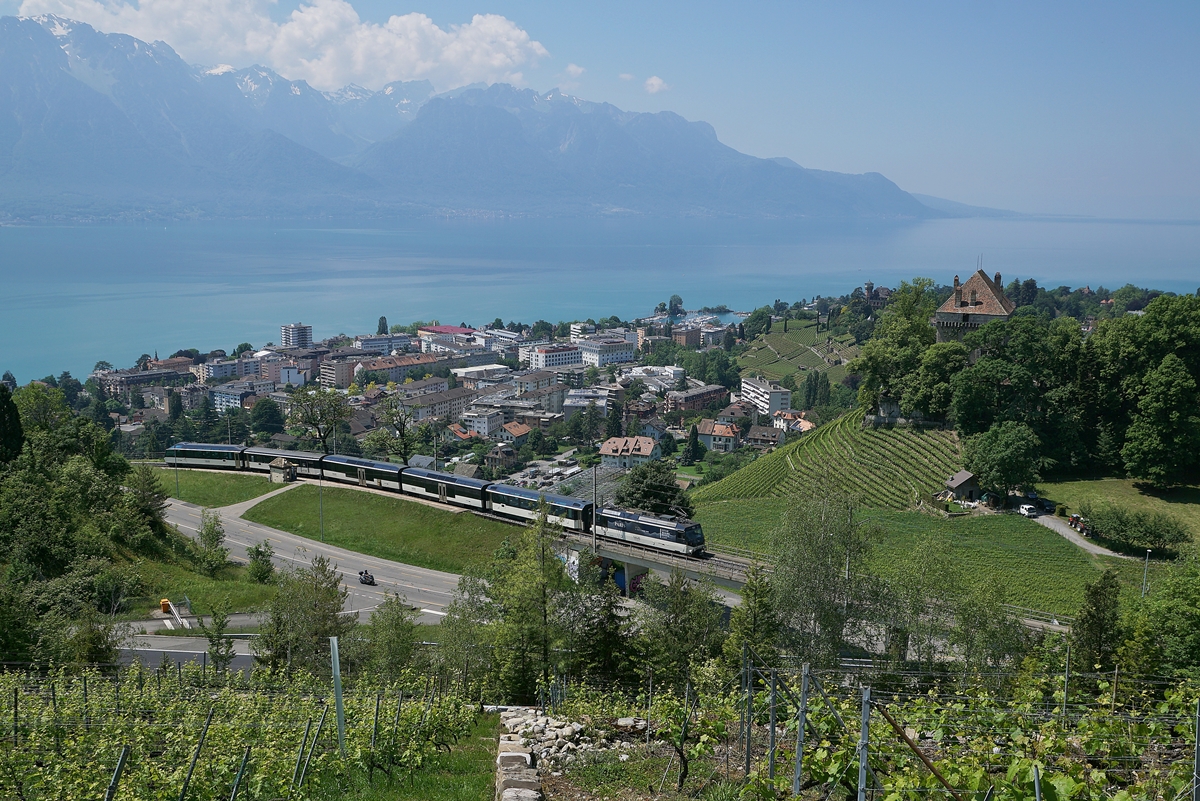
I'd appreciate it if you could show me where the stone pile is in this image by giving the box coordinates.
[498,709,649,777]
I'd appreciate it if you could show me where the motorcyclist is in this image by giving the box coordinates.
[358,569,375,585]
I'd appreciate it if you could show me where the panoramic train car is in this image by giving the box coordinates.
[165,442,245,470]
[399,467,490,510]
[484,484,593,532]
[593,507,706,555]
[241,446,324,478]
[321,455,404,490]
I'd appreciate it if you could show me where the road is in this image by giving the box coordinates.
[1031,511,1130,559]
[164,485,462,623]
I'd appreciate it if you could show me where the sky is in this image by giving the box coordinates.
[5,0,1199,219]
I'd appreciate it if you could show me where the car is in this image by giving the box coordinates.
[1019,503,1039,518]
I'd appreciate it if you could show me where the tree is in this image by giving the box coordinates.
[166,391,183,423]
[638,570,725,687]
[12,383,71,431]
[901,340,969,420]
[232,342,253,357]
[126,463,168,526]
[1072,569,1121,670]
[721,564,779,671]
[584,365,601,386]
[614,460,694,517]
[195,509,228,576]
[254,555,354,672]
[198,599,236,674]
[360,594,418,679]
[772,473,875,666]
[250,397,285,435]
[246,540,275,584]
[555,553,631,685]
[964,421,1041,499]
[723,327,736,351]
[93,361,113,372]
[668,294,685,316]
[0,384,23,464]
[659,432,678,456]
[1121,353,1200,487]
[680,424,704,466]
[287,385,350,453]
[377,316,389,335]
[743,307,773,340]
[605,407,624,439]
[489,508,569,702]
[369,395,416,463]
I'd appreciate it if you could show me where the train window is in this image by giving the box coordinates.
[684,526,704,545]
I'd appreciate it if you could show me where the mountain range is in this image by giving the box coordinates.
[0,15,947,221]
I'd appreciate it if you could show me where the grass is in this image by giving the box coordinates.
[318,713,499,801]
[243,484,516,574]
[692,410,962,508]
[694,498,1167,615]
[155,467,276,508]
[131,560,277,616]
[1036,478,1200,538]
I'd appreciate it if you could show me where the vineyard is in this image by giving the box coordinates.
[692,410,962,507]
[0,663,476,800]
[552,661,1200,800]
[736,322,858,384]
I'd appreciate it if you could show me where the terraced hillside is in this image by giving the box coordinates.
[737,320,859,384]
[691,411,963,508]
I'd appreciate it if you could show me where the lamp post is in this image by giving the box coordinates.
[1142,549,1152,597]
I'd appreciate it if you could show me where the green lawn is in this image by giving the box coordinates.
[243,484,515,574]
[156,467,276,508]
[129,560,277,617]
[694,499,1166,616]
[1037,478,1200,538]
[318,713,499,801]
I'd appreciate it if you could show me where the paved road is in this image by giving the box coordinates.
[164,486,463,623]
[1031,512,1130,559]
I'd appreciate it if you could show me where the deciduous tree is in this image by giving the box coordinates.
[1121,353,1200,487]
[963,421,1041,498]
[614,460,694,517]
[287,385,350,453]
[0,384,23,464]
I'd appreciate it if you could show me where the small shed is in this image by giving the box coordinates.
[269,457,297,484]
[945,470,980,501]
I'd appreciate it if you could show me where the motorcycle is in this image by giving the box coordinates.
[358,570,377,586]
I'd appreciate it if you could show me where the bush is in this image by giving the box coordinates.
[1055,504,1067,517]
[1078,500,1190,557]
[246,540,275,584]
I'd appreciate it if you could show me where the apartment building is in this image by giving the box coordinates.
[664,383,729,413]
[577,337,636,367]
[528,345,583,369]
[740,375,792,417]
[280,323,313,349]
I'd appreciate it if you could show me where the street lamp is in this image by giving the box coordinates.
[1142,549,1152,597]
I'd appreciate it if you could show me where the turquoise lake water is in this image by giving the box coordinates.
[1,216,1197,381]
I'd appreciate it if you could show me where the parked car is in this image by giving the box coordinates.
[1019,503,1039,518]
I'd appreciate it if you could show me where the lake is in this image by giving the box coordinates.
[1,216,1197,382]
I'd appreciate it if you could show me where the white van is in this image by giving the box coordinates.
[1019,503,1039,518]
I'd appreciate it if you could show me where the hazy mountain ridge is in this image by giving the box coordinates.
[0,15,942,221]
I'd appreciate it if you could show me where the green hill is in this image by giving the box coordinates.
[736,320,859,384]
[691,410,963,508]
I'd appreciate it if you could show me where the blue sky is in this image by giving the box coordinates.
[8,1,1199,218]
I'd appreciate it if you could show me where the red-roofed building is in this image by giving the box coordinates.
[499,422,533,448]
[932,270,1015,343]
[696,419,741,452]
[599,436,662,468]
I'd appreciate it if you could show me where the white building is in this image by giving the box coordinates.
[354,334,411,354]
[194,357,261,382]
[569,323,596,341]
[462,409,505,437]
[741,375,792,417]
[599,436,661,468]
[577,337,636,367]
[280,323,313,349]
[528,345,583,370]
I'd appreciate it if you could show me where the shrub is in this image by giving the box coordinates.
[1078,500,1190,557]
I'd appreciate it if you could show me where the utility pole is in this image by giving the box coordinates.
[857,687,870,801]
[1142,549,1152,597]
[592,465,598,553]
[319,472,324,542]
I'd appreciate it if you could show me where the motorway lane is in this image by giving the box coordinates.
[165,496,461,624]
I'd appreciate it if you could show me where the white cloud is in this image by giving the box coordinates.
[618,72,634,81]
[19,0,549,91]
[565,62,584,78]
[644,75,668,94]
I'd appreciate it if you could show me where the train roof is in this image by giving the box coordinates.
[168,442,245,452]
[322,455,402,472]
[487,484,591,509]
[598,507,699,529]
[402,467,491,489]
[242,446,324,462]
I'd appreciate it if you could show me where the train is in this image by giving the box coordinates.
[164,442,706,556]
